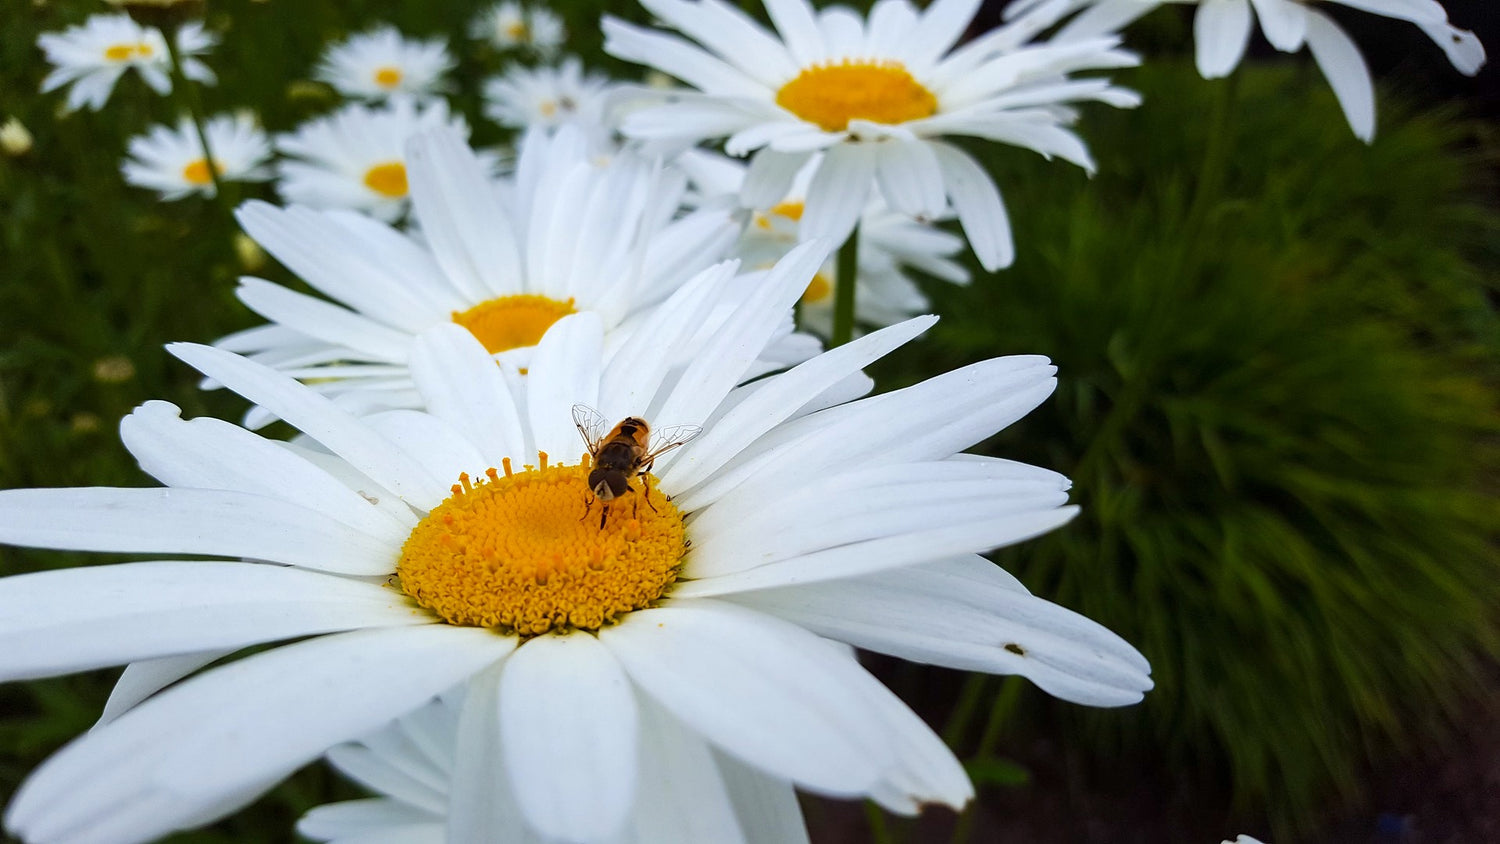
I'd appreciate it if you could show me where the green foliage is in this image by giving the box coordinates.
[879,61,1500,836]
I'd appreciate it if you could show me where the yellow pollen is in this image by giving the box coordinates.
[104,43,141,61]
[137,42,154,58]
[396,461,687,634]
[771,201,805,222]
[362,160,409,198]
[374,66,404,88]
[776,60,937,132]
[802,272,834,305]
[452,294,576,355]
[181,157,220,186]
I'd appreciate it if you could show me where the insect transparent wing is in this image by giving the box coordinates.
[572,404,611,454]
[644,424,703,463]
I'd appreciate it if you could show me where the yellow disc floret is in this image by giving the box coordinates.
[776,60,938,132]
[452,294,576,355]
[397,457,686,635]
[363,161,409,198]
[374,66,403,88]
[181,157,219,186]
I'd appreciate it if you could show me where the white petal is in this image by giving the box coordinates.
[1303,9,1375,142]
[0,561,427,682]
[1247,0,1307,51]
[234,279,409,363]
[168,343,448,508]
[928,142,1013,271]
[326,743,447,815]
[361,410,491,488]
[404,128,523,301]
[500,633,638,842]
[798,143,877,246]
[299,799,441,842]
[6,626,512,844]
[763,0,827,65]
[906,0,984,67]
[1195,0,1253,78]
[1415,20,1486,75]
[1331,0,1446,24]
[97,650,230,727]
[740,149,810,209]
[408,324,528,467]
[447,663,540,843]
[727,555,1153,705]
[525,312,604,464]
[0,487,396,574]
[714,750,809,844]
[628,699,745,844]
[599,601,894,796]
[874,139,948,219]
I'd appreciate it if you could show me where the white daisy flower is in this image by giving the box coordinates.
[680,149,968,337]
[0,256,1150,841]
[603,0,1141,271]
[472,1,567,56]
[38,13,216,113]
[277,97,475,223]
[315,25,454,102]
[218,126,787,425]
[482,56,620,144]
[121,113,273,201]
[299,689,818,843]
[1028,0,1487,141]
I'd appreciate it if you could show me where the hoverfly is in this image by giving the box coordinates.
[572,404,701,528]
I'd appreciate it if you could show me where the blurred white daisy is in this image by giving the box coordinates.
[38,13,216,113]
[277,97,476,223]
[482,56,620,143]
[121,113,272,200]
[0,261,1149,841]
[603,0,1140,271]
[218,126,770,423]
[471,1,567,56]
[1029,0,1487,141]
[315,25,453,102]
[681,150,968,337]
[300,690,817,843]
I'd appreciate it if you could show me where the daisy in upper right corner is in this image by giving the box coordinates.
[603,0,1141,271]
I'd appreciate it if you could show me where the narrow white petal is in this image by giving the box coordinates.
[928,142,1013,271]
[6,626,512,844]
[629,698,745,844]
[906,0,984,67]
[1331,0,1446,24]
[1247,0,1307,51]
[1303,9,1376,142]
[447,663,544,843]
[408,324,528,466]
[235,279,409,363]
[97,650,230,727]
[639,0,800,84]
[168,343,448,508]
[714,750,810,844]
[326,743,447,815]
[817,6,866,57]
[0,561,427,682]
[874,139,948,219]
[1415,19,1486,75]
[525,313,603,464]
[0,487,396,574]
[361,410,491,488]
[1194,0,1253,78]
[799,144,876,246]
[404,128,523,301]
[740,149,810,209]
[500,634,638,842]
[602,17,771,99]
[762,0,827,65]
[599,601,894,796]
[299,799,441,841]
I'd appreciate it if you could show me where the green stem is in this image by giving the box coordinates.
[949,677,1025,844]
[829,224,860,347]
[159,23,229,213]
[941,673,990,748]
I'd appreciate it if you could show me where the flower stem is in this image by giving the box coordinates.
[159,22,229,212]
[829,224,860,347]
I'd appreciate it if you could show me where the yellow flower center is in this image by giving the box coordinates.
[451,294,576,355]
[374,66,403,88]
[397,457,686,634]
[802,271,834,305]
[505,21,530,40]
[104,42,152,61]
[538,100,558,118]
[181,157,220,186]
[776,60,938,132]
[362,161,409,198]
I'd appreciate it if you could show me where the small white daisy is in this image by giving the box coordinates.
[0,258,1149,841]
[121,113,272,200]
[277,97,476,223]
[482,56,621,145]
[315,25,454,102]
[1030,0,1487,141]
[299,690,818,842]
[472,1,567,56]
[681,149,968,337]
[38,13,216,113]
[217,126,776,424]
[603,0,1141,271]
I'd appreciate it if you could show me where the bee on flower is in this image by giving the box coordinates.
[121,113,273,201]
[315,25,454,102]
[38,13,216,113]
[472,1,567,56]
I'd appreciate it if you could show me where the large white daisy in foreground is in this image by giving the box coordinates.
[604,0,1140,270]
[1028,0,1486,141]
[0,245,1149,843]
[299,689,817,842]
[276,97,476,222]
[121,113,273,201]
[315,25,454,102]
[38,13,215,113]
[219,126,754,422]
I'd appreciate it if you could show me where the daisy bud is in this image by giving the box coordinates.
[0,117,32,156]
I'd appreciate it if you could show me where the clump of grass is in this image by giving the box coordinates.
[880,61,1500,834]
